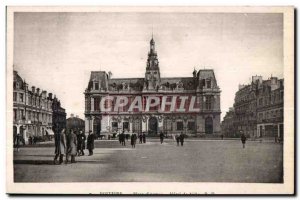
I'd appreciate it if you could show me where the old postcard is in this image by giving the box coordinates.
[6,6,294,194]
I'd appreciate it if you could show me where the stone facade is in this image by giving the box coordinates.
[84,38,221,137]
[13,70,66,143]
[256,77,284,138]
[222,75,284,139]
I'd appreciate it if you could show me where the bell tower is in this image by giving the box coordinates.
[144,36,161,90]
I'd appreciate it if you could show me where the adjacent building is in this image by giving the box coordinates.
[52,96,67,135]
[221,75,284,139]
[256,77,284,138]
[13,70,66,143]
[84,37,221,137]
[66,114,85,133]
[221,107,236,137]
[233,76,260,137]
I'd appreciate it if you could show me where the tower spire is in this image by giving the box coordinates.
[152,25,153,39]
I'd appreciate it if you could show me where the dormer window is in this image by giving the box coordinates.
[206,79,211,89]
[94,82,99,90]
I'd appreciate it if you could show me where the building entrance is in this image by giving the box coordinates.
[205,117,213,134]
[148,117,158,135]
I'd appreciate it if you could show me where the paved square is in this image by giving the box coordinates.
[13,139,283,183]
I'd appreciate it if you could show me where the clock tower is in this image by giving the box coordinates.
[144,36,161,90]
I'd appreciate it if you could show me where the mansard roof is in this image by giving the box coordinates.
[13,70,25,90]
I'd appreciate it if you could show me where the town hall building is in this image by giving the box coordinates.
[84,37,221,137]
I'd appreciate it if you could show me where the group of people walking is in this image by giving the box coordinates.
[118,131,145,148]
[138,133,147,144]
[53,129,95,165]
[175,133,185,146]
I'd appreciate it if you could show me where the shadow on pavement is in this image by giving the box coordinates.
[17,155,55,158]
[14,160,54,165]
[14,159,105,165]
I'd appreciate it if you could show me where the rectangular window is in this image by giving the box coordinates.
[13,109,17,121]
[94,97,100,111]
[95,82,99,90]
[20,110,24,120]
[280,91,284,101]
[177,121,183,131]
[123,122,129,131]
[206,96,212,110]
[188,121,195,131]
[13,92,17,102]
[19,93,24,102]
[206,80,211,88]
[112,122,118,131]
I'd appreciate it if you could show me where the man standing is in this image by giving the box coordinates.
[139,133,143,144]
[159,132,164,144]
[175,134,180,146]
[80,131,86,156]
[87,131,95,156]
[14,133,21,152]
[67,130,77,163]
[53,129,66,165]
[131,133,137,148]
[121,131,126,146]
[179,132,185,146]
[241,131,247,148]
[76,131,82,156]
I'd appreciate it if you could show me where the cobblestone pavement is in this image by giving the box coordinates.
[13,139,283,182]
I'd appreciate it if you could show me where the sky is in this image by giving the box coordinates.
[13,12,283,120]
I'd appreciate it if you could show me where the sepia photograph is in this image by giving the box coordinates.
[6,6,294,194]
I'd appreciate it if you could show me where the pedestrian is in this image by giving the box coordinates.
[179,132,185,146]
[87,131,95,156]
[139,133,143,144]
[221,134,224,140]
[33,136,37,145]
[53,128,67,165]
[175,134,180,146]
[241,132,247,148]
[28,135,33,145]
[76,131,82,156]
[121,131,126,146]
[159,132,164,144]
[131,133,137,148]
[67,130,77,163]
[142,132,146,143]
[14,133,20,152]
[80,131,86,156]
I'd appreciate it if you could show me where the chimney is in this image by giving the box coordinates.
[31,86,35,93]
[76,115,79,118]
[36,88,40,95]
[42,90,47,98]
[70,114,74,118]
[48,93,53,99]
[25,82,28,91]
[108,71,112,79]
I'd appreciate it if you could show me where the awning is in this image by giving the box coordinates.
[46,129,55,136]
